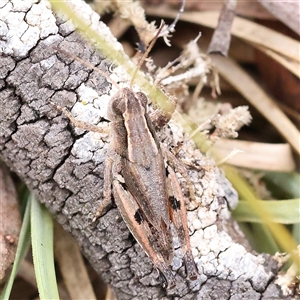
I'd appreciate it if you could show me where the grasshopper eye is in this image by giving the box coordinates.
[111,97,125,116]
[107,95,126,121]
[135,92,148,109]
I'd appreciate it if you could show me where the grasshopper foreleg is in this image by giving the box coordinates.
[50,102,110,134]
[93,150,117,221]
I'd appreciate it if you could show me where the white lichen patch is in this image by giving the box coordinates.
[172,255,183,271]
[71,102,105,134]
[0,0,12,17]
[26,2,57,38]
[0,0,57,58]
[10,0,38,11]
[93,93,111,114]
[216,244,273,287]
[189,227,274,289]
[68,86,111,163]
[66,83,112,134]
[61,0,124,55]
[0,19,8,37]
[112,65,134,86]
[39,54,57,70]
[203,225,218,240]
[0,0,9,9]
[190,230,204,251]
[59,18,76,35]
[77,84,102,104]
[197,207,217,228]
[192,218,201,230]
[71,132,106,164]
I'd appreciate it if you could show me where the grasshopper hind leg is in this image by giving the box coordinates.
[112,178,177,289]
[159,266,176,290]
[167,166,199,281]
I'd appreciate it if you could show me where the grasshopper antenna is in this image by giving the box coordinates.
[129,22,165,89]
[52,46,121,91]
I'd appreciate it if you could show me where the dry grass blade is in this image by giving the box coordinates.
[229,13,299,61]
[107,16,131,40]
[105,286,117,300]
[54,222,97,300]
[200,11,299,61]
[213,139,295,171]
[255,44,300,78]
[211,54,300,155]
[145,8,300,75]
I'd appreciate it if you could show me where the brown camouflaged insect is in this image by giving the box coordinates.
[52,29,198,289]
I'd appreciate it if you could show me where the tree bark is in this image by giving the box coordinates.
[0,0,288,299]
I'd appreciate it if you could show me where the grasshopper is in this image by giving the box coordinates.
[52,31,198,289]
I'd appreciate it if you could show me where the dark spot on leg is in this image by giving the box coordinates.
[120,181,126,189]
[165,167,170,176]
[134,208,144,225]
[169,196,181,211]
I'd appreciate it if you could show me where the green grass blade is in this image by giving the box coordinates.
[250,223,279,254]
[0,196,31,300]
[293,223,300,244]
[224,165,299,269]
[237,222,279,254]
[233,199,300,224]
[263,171,300,199]
[31,194,59,300]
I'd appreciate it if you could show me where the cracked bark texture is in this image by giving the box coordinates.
[0,0,289,299]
